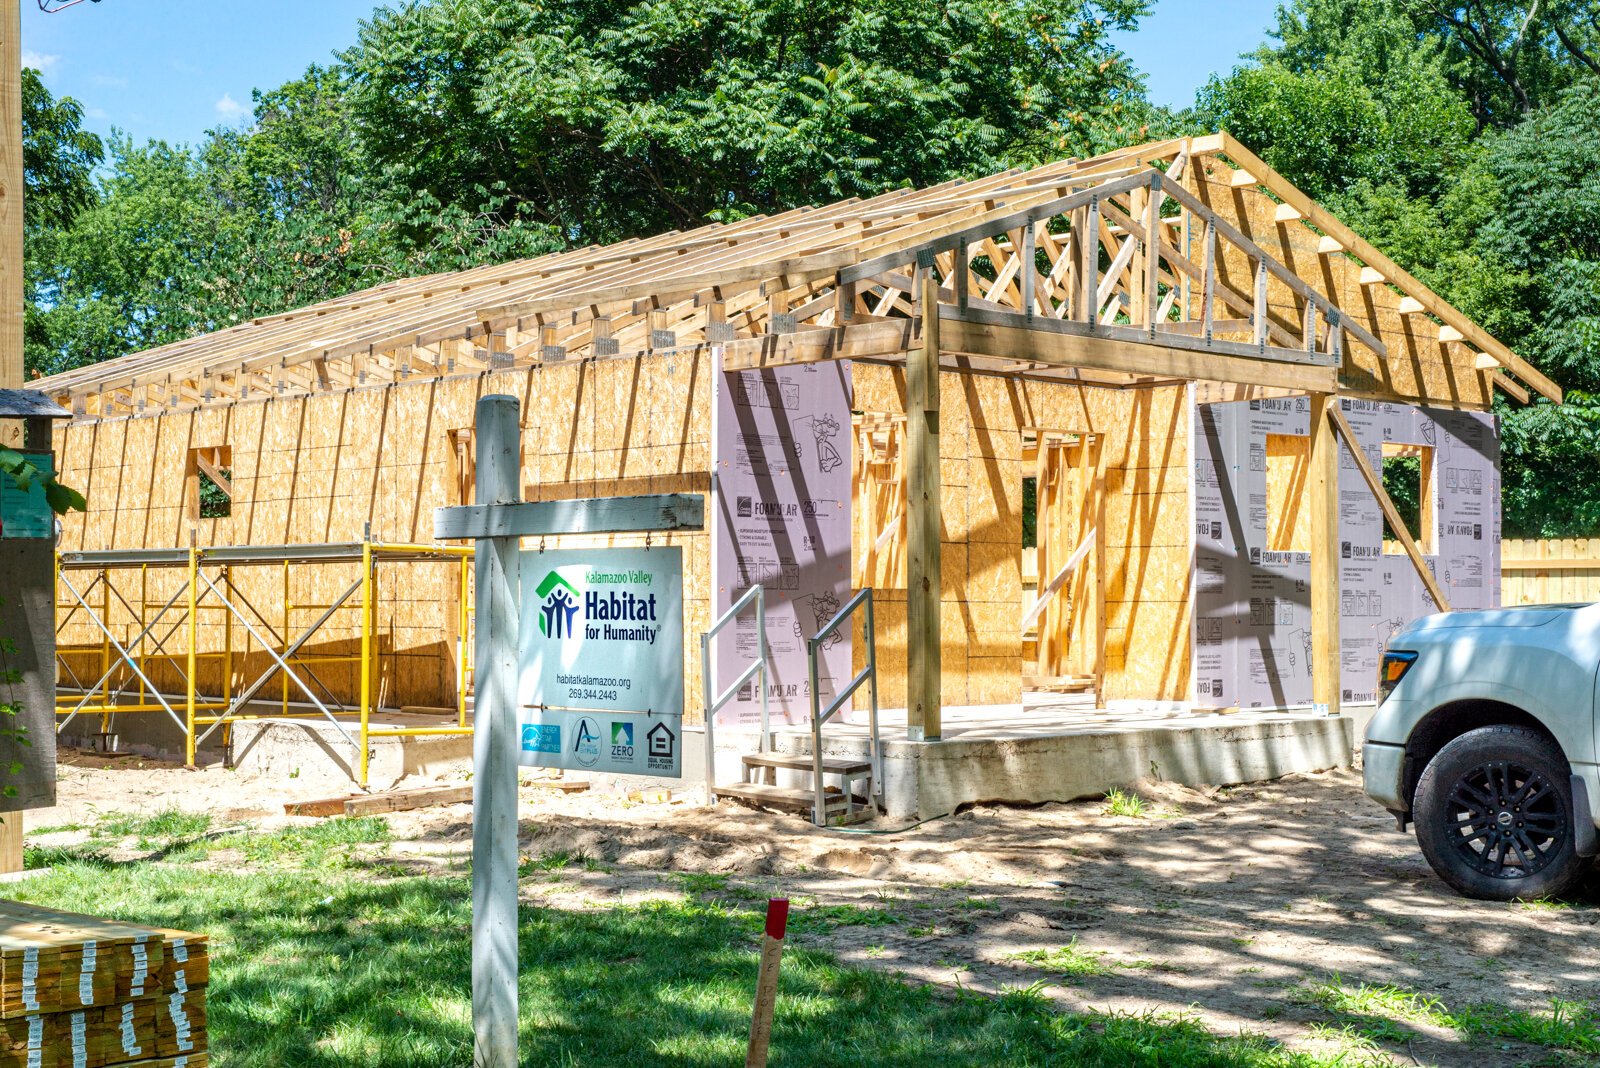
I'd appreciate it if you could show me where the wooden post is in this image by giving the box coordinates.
[0,813,20,875]
[745,898,789,1068]
[0,0,19,390]
[1327,405,1450,612]
[472,394,522,1068]
[1308,393,1340,718]
[906,272,942,741]
[1092,439,1107,709]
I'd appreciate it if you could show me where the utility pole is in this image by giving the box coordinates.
[1,0,22,389]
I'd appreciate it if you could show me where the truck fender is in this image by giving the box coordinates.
[1572,775,1598,858]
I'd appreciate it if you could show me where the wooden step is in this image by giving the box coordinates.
[740,752,872,776]
[1023,673,1097,693]
[713,781,856,814]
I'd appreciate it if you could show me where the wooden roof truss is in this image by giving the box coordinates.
[36,133,1559,419]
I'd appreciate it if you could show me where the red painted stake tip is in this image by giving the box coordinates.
[764,898,789,940]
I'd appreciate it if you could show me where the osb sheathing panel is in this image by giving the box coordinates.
[54,354,715,715]
[1190,158,1493,410]
[850,365,1192,706]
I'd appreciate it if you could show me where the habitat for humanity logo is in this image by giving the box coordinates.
[536,571,582,638]
[533,563,663,645]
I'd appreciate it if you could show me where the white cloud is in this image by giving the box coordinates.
[21,51,59,72]
[214,93,248,121]
[86,107,107,120]
[91,74,128,89]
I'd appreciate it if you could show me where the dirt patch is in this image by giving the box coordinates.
[28,752,1600,1066]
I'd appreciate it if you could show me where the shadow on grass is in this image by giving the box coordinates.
[11,860,1364,1067]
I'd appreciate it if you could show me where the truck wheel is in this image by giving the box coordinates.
[1413,726,1587,901]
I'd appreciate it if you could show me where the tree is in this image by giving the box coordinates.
[1194,0,1474,207]
[19,69,102,379]
[1197,0,1600,535]
[1410,0,1600,127]
[28,138,228,377]
[341,0,1158,245]
[22,0,1166,380]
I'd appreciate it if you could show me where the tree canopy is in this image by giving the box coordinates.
[20,0,1600,534]
[23,0,1155,379]
[1197,0,1600,536]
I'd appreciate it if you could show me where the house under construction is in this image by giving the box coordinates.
[34,132,1556,814]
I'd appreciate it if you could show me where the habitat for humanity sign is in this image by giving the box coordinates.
[515,547,684,777]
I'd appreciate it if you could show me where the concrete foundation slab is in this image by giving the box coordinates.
[755,697,1375,820]
[57,694,1373,818]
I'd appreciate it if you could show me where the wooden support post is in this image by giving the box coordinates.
[1092,440,1107,709]
[745,898,790,1068]
[1308,393,1340,718]
[1143,177,1161,333]
[472,394,522,1068]
[0,812,19,875]
[1253,261,1269,350]
[1020,223,1036,320]
[954,240,969,309]
[1327,406,1450,612]
[906,273,942,742]
[1080,199,1099,328]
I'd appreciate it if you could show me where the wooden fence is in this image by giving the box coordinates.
[1502,538,1600,606]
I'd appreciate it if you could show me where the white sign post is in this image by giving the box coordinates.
[434,395,705,1068]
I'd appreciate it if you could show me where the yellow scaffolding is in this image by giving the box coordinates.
[56,540,475,786]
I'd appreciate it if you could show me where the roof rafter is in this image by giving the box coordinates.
[35,133,1550,418]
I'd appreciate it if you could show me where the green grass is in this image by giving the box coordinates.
[223,815,392,868]
[93,807,214,842]
[1297,975,1600,1056]
[23,841,112,869]
[786,903,903,933]
[521,849,595,875]
[1103,788,1148,819]
[6,848,1398,1068]
[1294,976,1449,1029]
[1007,939,1116,981]
[1452,999,1600,1054]
[1512,896,1574,912]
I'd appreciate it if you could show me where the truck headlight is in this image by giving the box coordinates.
[1378,650,1417,704]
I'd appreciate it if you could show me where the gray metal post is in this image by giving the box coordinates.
[757,584,769,753]
[472,394,522,1067]
[807,636,825,827]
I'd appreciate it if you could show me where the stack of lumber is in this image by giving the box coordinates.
[0,901,208,1066]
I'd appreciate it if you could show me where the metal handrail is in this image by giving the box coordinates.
[699,584,768,804]
[806,588,881,826]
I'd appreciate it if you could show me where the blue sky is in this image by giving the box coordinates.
[1115,1,1282,109]
[21,0,1282,148]
[21,0,381,147]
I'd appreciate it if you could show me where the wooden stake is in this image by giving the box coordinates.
[1308,394,1340,718]
[0,812,21,875]
[906,273,942,741]
[745,898,789,1068]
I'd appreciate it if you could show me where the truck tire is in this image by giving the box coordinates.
[1413,726,1588,901]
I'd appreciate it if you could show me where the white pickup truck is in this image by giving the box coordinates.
[1364,605,1600,900]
